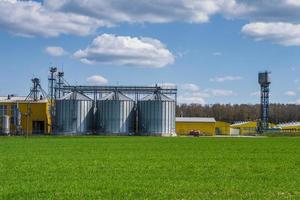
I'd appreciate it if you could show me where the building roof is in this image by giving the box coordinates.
[100,91,133,101]
[231,121,252,127]
[0,96,48,103]
[277,122,300,127]
[176,117,216,123]
[142,93,173,101]
[60,92,92,101]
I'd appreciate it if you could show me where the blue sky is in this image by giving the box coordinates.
[0,0,300,104]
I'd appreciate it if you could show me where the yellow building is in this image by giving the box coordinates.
[277,122,300,131]
[176,117,216,136]
[215,121,231,135]
[230,121,276,135]
[0,96,51,134]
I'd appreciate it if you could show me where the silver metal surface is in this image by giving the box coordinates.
[1,115,10,135]
[55,92,93,134]
[96,92,135,135]
[138,93,176,136]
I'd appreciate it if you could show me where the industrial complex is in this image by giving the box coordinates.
[0,69,299,136]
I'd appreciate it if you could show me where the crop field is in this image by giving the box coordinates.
[1,136,300,199]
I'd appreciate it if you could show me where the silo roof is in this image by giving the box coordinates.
[176,117,216,123]
[60,92,92,101]
[100,92,133,101]
[142,93,173,101]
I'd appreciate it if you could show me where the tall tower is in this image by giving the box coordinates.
[48,67,57,100]
[258,71,271,132]
[57,71,65,99]
[26,78,48,101]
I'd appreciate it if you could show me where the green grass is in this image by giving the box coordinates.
[1,136,300,199]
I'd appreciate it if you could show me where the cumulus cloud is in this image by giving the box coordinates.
[242,22,300,46]
[181,83,200,92]
[86,75,108,85]
[284,91,297,96]
[0,0,104,37]
[45,46,68,56]
[0,0,247,37]
[210,76,243,82]
[2,0,300,49]
[177,83,235,104]
[224,1,300,23]
[73,34,174,68]
[44,0,228,24]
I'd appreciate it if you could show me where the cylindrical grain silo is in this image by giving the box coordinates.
[55,92,93,135]
[138,92,176,136]
[1,115,10,135]
[96,91,135,135]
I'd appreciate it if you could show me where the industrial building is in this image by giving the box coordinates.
[215,121,231,135]
[230,121,276,135]
[0,68,284,136]
[55,92,94,135]
[277,122,300,131]
[176,117,216,136]
[0,96,51,134]
[96,91,135,135]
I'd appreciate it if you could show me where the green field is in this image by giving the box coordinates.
[1,137,300,199]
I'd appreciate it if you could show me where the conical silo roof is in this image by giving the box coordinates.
[100,91,133,101]
[141,93,173,101]
[60,92,92,101]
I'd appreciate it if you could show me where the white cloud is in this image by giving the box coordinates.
[0,0,104,37]
[156,83,177,89]
[212,52,222,56]
[177,83,235,104]
[287,0,300,7]
[250,91,260,97]
[45,0,228,24]
[177,95,206,105]
[242,22,300,46]
[45,46,68,56]
[74,34,174,68]
[204,89,235,97]
[294,99,300,105]
[86,75,108,85]
[210,76,243,82]
[284,91,297,96]
[181,83,200,92]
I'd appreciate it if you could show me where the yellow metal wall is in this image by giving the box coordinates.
[230,121,276,135]
[0,101,51,134]
[176,122,216,136]
[215,121,230,135]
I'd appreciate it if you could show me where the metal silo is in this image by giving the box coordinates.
[1,115,10,135]
[55,92,93,135]
[138,92,176,136]
[96,91,135,135]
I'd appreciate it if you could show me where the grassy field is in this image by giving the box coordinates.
[1,137,300,199]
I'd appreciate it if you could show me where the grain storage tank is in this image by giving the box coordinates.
[138,92,176,136]
[96,91,135,135]
[55,92,93,134]
[1,115,10,135]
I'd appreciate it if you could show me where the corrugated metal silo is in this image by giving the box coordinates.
[55,92,93,134]
[96,91,135,135]
[1,115,10,135]
[138,92,176,136]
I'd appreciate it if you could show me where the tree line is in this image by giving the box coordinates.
[176,104,300,124]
